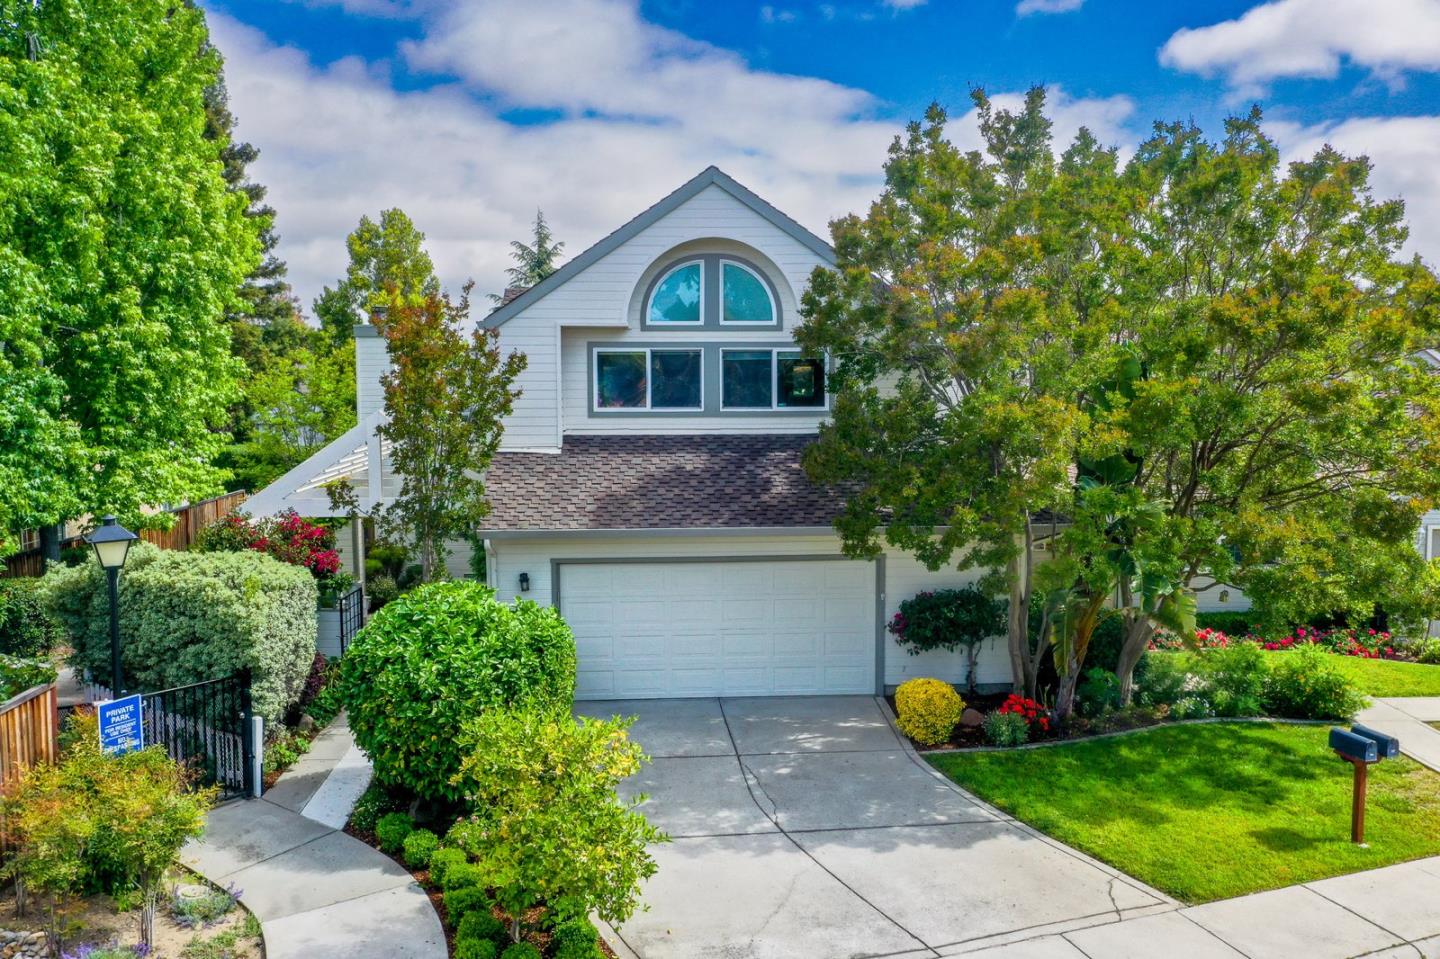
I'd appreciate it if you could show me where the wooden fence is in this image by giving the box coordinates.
[2,491,247,579]
[0,683,59,792]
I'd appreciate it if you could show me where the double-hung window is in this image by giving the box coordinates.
[594,348,703,411]
[720,348,826,410]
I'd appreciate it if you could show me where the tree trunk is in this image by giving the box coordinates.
[1054,660,1082,722]
[1007,523,1035,696]
[1115,616,1154,706]
[965,642,979,695]
[141,888,156,950]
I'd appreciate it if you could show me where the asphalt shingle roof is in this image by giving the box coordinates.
[480,434,846,532]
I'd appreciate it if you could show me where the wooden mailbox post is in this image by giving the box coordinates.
[1329,724,1401,846]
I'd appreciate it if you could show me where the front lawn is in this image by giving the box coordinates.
[930,722,1440,903]
[1322,656,1440,698]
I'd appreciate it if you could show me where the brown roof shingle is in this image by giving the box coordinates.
[480,434,846,532]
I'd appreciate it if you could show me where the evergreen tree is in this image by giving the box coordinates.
[491,209,565,302]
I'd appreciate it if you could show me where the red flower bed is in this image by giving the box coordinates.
[997,693,1050,732]
[1151,624,1398,659]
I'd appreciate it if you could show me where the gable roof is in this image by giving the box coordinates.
[482,166,836,329]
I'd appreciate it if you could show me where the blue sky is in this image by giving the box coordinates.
[199,0,1440,310]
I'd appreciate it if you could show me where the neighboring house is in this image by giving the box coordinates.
[246,166,1439,697]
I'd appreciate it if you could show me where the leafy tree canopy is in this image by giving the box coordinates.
[491,208,565,301]
[0,0,260,549]
[315,208,440,348]
[798,88,1440,700]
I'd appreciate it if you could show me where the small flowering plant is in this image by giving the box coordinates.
[1152,623,1400,660]
[996,693,1051,733]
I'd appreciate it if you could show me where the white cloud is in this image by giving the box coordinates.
[207,3,1143,311]
[1269,114,1440,268]
[1016,0,1084,16]
[1161,0,1440,95]
[883,0,928,9]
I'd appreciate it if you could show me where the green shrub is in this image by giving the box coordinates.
[366,574,399,612]
[450,708,664,936]
[1196,642,1267,717]
[444,883,493,922]
[1083,615,1127,673]
[443,860,489,892]
[457,910,506,945]
[1418,639,1440,665]
[1265,644,1368,720]
[0,578,64,658]
[1135,652,1189,708]
[428,847,468,888]
[983,711,1029,747]
[1076,668,1121,718]
[42,545,316,722]
[349,781,404,835]
[552,918,603,959]
[893,677,964,746]
[5,712,215,953]
[455,940,497,959]
[1195,611,1261,636]
[0,654,58,701]
[375,812,413,854]
[500,945,541,959]
[404,828,440,869]
[341,581,576,803]
[888,588,1004,689]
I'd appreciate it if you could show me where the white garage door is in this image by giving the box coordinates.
[560,558,876,700]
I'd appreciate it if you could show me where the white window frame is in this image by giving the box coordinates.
[719,348,829,411]
[646,261,705,326]
[1427,525,1440,561]
[718,259,778,326]
[592,347,704,413]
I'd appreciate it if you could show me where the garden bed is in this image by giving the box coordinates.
[888,690,1172,750]
[344,812,620,959]
[929,722,1440,903]
[0,867,261,959]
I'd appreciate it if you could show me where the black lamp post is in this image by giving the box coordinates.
[85,516,138,695]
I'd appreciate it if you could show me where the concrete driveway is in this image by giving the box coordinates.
[576,696,1170,959]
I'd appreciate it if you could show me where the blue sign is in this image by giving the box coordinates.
[98,694,144,755]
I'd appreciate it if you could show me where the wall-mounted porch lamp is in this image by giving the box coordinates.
[518,572,531,593]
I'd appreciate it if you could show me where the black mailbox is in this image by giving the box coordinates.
[1329,728,1378,764]
[1351,724,1401,760]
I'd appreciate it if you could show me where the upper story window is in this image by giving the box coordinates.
[647,262,703,325]
[720,261,776,325]
[640,253,783,330]
[720,348,826,410]
[594,348,703,411]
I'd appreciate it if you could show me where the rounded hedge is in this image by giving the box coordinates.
[341,581,576,803]
[894,677,965,746]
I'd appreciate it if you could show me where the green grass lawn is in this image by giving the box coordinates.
[929,723,1440,903]
[1323,656,1440,697]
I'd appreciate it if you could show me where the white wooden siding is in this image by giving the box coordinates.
[355,332,390,421]
[494,184,831,450]
[881,550,1011,688]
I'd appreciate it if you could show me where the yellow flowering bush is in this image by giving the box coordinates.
[894,677,965,746]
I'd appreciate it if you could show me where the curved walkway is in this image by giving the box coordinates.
[180,716,446,959]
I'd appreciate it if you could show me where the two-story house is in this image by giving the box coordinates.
[248,167,1008,699]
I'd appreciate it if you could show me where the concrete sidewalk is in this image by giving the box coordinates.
[1357,697,1440,773]
[181,718,445,959]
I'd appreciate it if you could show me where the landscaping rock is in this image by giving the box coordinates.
[297,714,317,733]
[0,929,47,958]
[960,708,985,728]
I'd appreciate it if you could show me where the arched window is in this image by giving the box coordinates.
[720,260,776,325]
[647,261,703,325]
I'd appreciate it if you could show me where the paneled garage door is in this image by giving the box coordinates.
[559,558,877,700]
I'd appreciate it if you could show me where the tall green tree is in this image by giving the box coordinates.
[1101,111,1440,700]
[0,0,260,549]
[491,209,564,301]
[315,209,439,348]
[374,286,526,581]
[794,91,1113,697]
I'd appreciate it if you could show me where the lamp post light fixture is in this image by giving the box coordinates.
[85,516,138,695]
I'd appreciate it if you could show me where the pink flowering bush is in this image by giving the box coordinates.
[195,511,344,584]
